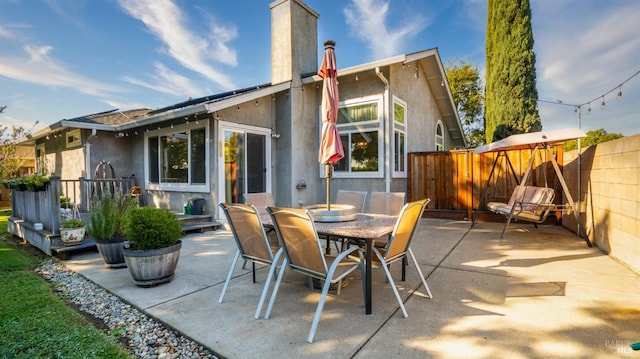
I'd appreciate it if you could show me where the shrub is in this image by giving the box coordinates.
[125,207,182,250]
[86,194,119,240]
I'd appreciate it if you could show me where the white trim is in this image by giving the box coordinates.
[435,120,445,151]
[216,121,272,213]
[144,121,210,193]
[392,96,407,178]
[323,94,384,179]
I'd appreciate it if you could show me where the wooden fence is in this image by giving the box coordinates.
[408,147,563,221]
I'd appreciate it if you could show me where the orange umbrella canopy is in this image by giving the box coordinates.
[318,40,344,166]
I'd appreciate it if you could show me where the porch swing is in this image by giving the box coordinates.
[472,128,591,247]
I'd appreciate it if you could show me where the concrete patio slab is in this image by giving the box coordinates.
[62,218,640,358]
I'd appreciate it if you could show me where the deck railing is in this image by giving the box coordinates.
[11,176,137,234]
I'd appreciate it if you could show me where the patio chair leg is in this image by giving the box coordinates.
[264,257,288,320]
[381,259,408,318]
[219,250,241,303]
[252,262,256,283]
[408,248,432,298]
[255,250,283,319]
[308,277,333,343]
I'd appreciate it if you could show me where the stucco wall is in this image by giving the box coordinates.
[562,134,640,273]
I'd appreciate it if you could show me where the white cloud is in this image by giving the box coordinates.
[117,0,237,90]
[0,44,122,96]
[344,0,428,59]
[123,62,209,98]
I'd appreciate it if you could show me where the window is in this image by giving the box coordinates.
[392,97,407,177]
[435,121,445,151]
[329,95,383,178]
[66,129,81,148]
[145,123,208,192]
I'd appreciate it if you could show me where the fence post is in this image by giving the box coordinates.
[79,177,88,212]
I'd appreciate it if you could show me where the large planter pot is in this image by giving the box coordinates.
[60,227,86,246]
[95,237,127,269]
[122,241,182,287]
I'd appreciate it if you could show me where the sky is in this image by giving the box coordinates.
[1,0,639,139]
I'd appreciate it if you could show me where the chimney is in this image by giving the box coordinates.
[270,0,319,85]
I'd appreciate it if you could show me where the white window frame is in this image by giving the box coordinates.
[144,122,210,193]
[216,120,272,208]
[435,120,445,151]
[392,96,407,178]
[321,94,384,179]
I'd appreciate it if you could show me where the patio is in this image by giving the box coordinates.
[61,218,640,358]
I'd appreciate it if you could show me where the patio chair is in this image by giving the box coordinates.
[336,190,367,212]
[244,192,275,216]
[369,191,406,216]
[263,206,364,343]
[371,198,432,318]
[218,203,283,320]
[327,190,368,252]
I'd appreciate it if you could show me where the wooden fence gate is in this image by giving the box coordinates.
[408,147,563,222]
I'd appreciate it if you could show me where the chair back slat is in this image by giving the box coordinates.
[267,207,327,278]
[369,191,406,215]
[220,203,273,263]
[384,199,430,261]
[335,190,367,213]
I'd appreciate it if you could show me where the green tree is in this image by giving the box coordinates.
[563,129,623,151]
[485,0,541,143]
[446,59,485,147]
[0,124,28,182]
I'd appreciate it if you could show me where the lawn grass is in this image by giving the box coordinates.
[0,207,10,235]
[0,236,132,358]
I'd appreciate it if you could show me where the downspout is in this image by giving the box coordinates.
[375,67,391,192]
[85,129,97,179]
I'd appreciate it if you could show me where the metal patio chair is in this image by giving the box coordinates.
[218,203,283,320]
[263,206,364,343]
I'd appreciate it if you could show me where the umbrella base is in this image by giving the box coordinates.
[304,204,357,222]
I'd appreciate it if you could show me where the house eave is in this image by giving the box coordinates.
[204,82,291,113]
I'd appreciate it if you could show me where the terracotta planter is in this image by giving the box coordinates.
[122,241,182,287]
[95,237,127,268]
[60,227,86,246]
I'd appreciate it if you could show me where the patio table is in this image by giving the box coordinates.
[262,213,397,315]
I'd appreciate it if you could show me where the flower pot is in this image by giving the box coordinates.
[95,237,127,268]
[60,227,86,246]
[26,183,48,192]
[122,241,182,287]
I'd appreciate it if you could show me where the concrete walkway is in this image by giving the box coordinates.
[62,219,640,358]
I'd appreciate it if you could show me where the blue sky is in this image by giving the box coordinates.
[1,0,639,138]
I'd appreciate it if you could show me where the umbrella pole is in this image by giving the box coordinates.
[325,164,332,211]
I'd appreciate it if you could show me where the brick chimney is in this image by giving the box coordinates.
[270,0,319,85]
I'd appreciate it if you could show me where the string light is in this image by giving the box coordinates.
[617,88,623,100]
[600,96,605,109]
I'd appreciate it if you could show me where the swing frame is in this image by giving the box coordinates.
[472,128,591,247]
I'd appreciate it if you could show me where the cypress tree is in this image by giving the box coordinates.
[485,0,541,142]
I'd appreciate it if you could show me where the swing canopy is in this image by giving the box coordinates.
[474,128,586,154]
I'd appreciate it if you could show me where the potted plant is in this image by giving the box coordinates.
[60,218,87,246]
[24,173,50,192]
[122,207,183,286]
[87,192,137,268]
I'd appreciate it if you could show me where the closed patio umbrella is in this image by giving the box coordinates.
[318,40,344,211]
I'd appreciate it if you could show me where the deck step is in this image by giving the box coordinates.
[181,221,221,233]
[51,239,97,260]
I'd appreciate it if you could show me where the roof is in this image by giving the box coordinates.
[474,128,586,154]
[302,48,467,148]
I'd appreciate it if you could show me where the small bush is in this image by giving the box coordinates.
[125,207,182,250]
[61,218,86,228]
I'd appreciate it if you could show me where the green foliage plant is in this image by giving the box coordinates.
[61,218,86,229]
[563,128,623,151]
[484,0,541,142]
[115,193,138,238]
[86,193,119,240]
[125,207,182,250]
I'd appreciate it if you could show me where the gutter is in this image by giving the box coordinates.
[375,67,392,193]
